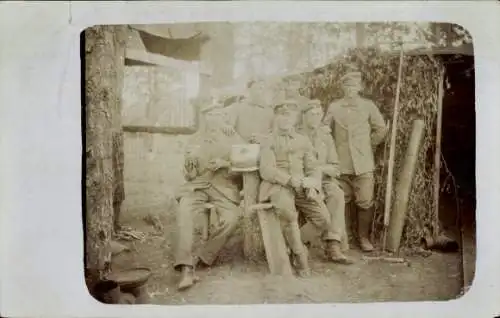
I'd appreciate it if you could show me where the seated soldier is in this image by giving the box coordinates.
[174,102,245,291]
[298,99,353,263]
[258,98,346,277]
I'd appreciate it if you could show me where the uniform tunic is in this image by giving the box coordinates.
[258,129,336,255]
[225,100,274,143]
[174,130,244,270]
[322,96,388,209]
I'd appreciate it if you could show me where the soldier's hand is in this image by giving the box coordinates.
[208,158,230,171]
[222,125,235,136]
[306,188,321,201]
[289,177,303,192]
[302,177,321,190]
[185,157,197,171]
[249,133,263,144]
[323,166,340,178]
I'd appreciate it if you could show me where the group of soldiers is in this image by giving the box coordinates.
[173,66,388,290]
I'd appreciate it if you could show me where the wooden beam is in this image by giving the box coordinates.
[125,48,199,70]
[130,24,198,39]
[122,125,197,135]
[433,69,446,238]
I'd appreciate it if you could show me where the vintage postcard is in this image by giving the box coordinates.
[2,1,499,318]
[83,21,475,304]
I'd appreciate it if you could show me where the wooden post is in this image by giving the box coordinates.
[386,119,426,253]
[381,45,405,251]
[113,27,127,232]
[433,69,446,238]
[85,25,126,288]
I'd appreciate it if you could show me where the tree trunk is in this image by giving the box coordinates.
[85,25,126,290]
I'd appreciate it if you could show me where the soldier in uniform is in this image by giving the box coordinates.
[225,78,274,143]
[322,68,388,252]
[259,99,349,277]
[298,99,353,261]
[174,102,245,290]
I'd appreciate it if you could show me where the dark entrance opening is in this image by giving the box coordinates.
[438,54,476,235]
[437,54,476,289]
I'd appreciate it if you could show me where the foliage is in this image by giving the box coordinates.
[232,22,471,81]
[290,47,444,248]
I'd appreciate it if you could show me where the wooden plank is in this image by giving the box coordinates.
[125,48,199,70]
[433,69,445,238]
[122,125,196,135]
[256,208,293,276]
[382,46,405,251]
[242,173,292,276]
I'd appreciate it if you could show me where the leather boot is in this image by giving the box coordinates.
[325,240,354,265]
[294,250,311,278]
[358,207,375,252]
[177,265,196,290]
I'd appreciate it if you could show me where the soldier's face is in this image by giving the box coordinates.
[249,81,266,102]
[343,81,362,97]
[304,108,323,127]
[275,110,299,130]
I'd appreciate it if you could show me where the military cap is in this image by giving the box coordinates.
[340,63,362,85]
[273,98,299,114]
[301,99,323,114]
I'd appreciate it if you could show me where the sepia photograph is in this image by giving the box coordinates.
[83,21,475,305]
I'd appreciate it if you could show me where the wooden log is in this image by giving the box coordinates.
[85,25,127,289]
[241,171,266,262]
[386,119,426,253]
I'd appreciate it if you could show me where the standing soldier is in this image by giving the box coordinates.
[322,68,388,252]
[225,78,274,143]
[259,99,349,277]
[174,103,245,290]
[298,99,353,260]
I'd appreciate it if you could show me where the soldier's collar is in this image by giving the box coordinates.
[276,128,297,137]
[298,126,316,137]
[342,95,361,105]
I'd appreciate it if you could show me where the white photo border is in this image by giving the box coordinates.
[0,1,499,317]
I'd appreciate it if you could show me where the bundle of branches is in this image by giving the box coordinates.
[289,47,444,248]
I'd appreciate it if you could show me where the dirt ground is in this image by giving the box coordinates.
[110,197,472,305]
